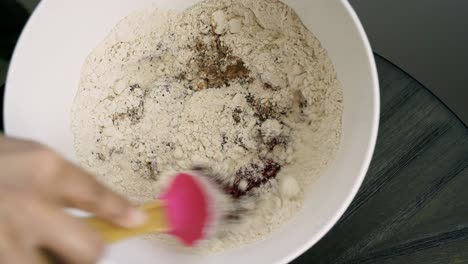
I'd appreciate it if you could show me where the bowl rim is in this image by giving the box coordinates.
[278,1,380,262]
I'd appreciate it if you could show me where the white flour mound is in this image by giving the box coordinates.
[71,0,343,253]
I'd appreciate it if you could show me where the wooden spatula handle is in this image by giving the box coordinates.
[85,201,169,242]
[41,201,169,263]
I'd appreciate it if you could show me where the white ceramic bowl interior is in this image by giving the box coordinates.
[4,0,379,263]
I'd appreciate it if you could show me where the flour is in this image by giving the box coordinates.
[71,0,343,253]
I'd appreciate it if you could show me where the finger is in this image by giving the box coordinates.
[53,161,146,228]
[0,233,18,264]
[0,137,41,154]
[0,228,38,264]
[36,202,104,264]
[0,243,30,264]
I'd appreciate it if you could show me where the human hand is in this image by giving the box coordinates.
[0,136,146,264]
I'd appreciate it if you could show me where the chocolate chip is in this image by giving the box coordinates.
[266,137,280,151]
[263,82,281,91]
[175,72,186,81]
[232,107,243,123]
[146,161,158,180]
[129,84,140,92]
[96,152,106,161]
[221,159,282,199]
[235,136,248,150]
[221,135,228,150]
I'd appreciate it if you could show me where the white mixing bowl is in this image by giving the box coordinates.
[4,0,379,263]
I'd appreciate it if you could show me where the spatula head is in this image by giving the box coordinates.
[159,173,218,246]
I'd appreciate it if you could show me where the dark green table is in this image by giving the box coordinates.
[293,56,468,264]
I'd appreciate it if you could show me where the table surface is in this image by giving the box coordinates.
[293,55,468,264]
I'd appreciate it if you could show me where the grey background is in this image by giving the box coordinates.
[7,0,468,124]
[349,0,468,124]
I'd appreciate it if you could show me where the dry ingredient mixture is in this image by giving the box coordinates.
[71,0,343,252]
